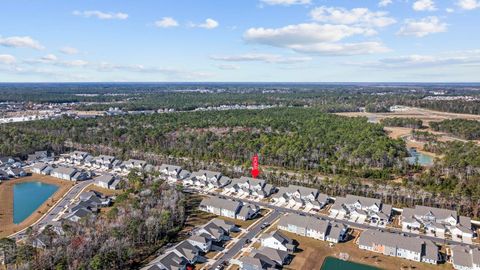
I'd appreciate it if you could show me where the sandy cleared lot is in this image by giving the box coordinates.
[282,229,453,270]
[0,174,73,237]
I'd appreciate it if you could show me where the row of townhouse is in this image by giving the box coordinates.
[358,230,441,265]
[143,218,237,270]
[450,245,480,270]
[223,176,275,199]
[158,164,191,183]
[199,197,260,220]
[0,156,27,180]
[401,205,475,242]
[63,191,111,222]
[184,170,231,189]
[240,230,296,270]
[59,151,152,173]
[329,194,392,226]
[271,184,329,210]
[277,213,349,244]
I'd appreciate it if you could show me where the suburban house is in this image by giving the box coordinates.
[64,191,111,222]
[401,206,472,240]
[240,246,291,270]
[189,170,231,188]
[260,230,297,253]
[450,245,480,270]
[271,184,327,210]
[68,151,90,165]
[51,167,77,180]
[6,167,27,178]
[0,170,8,180]
[237,203,260,221]
[277,213,348,243]
[0,156,15,166]
[144,251,188,270]
[224,177,274,199]
[123,159,147,171]
[170,240,202,265]
[94,155,116,169]
[358,230,440,264]
[186,235,212,253]
[194,218,236,242]
[159,164,184,181]
[27,151,52,163]
[31,162,49,174]
[199,197,242,219]
[330,195,392,225]
[94,174,121,190]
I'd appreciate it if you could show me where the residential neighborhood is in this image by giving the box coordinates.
[2,150,480,270]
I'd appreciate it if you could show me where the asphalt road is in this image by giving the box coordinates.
[11,179,94,239]
[209,209,281,270]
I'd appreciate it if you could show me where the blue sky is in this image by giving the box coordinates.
[0,0,479,82]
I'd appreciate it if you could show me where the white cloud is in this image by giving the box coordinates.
[0,54,16,65]
[446,8,455,12]
[243,23,388,55]
[0,36,44,50]
[192,18,219,29]
[216,64,240,70]
[287,42,390,55]
[310,6,396,28]
[245,23,375,46]
[155,17,179,28]
[41,54,58,62]
[456,0,480,10]
[397,16,447,37]
[60,46,79,55]
[73,10,128,20]
[354,50,480,69]
[211,53,312,64]
[260,0,311,6]
[96,62,212,79]
[413,0,437,11]
[63,60,89,67]
[379,0,393,7]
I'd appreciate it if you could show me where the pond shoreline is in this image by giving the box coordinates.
[0,174,73,237]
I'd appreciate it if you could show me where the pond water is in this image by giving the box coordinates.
[13,181,58,224]
[406,148,434,166]
[321,257,381,270]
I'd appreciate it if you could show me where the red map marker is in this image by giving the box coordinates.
[251,154,259,178]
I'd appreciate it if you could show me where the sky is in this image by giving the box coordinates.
[0,0,479,82]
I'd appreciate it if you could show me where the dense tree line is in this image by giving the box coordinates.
[416,141,480,218]
[0,108,409,180]
[430,119,480,140]
[0,170,186,270]
[381,117,423,129]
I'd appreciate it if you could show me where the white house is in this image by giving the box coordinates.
[51,167,78,181]
[260,230,296,253]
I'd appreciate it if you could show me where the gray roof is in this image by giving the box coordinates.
[32,162,48,170]
[359,230,438,260]
[451,246,480,268]
[239,256,274,270]
[159,164,182,172]
[238,176,266,187]
[412,205,457,220]
[286,184,318,198]
[278,213,330,234]
[200,197,242,213]
[345,194,381,208]
[171,240,200,261]
[155,251,188,270]
[95,174,115,184]
[195,170,222,179]
[52,166,77,176]
[261,230,294,246]
[252,246,289,266]
[238,204,259,219]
